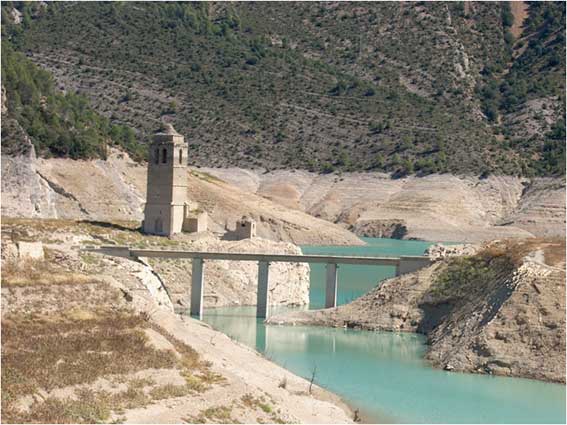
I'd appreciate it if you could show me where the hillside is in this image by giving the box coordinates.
[201,167,566,243]
[1,42,145,161]
[267,238,566,383]
[0,149,363,246]
[1,1,565,176]
[1,219,352,424]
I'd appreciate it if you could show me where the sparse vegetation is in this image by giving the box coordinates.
[427,238,566,306]
[1,258,98,287]
[427,253,514,305]
[1,2,564,176]
[185,405,236,424]
[0,226,219,424]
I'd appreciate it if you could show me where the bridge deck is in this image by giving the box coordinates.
[83,246,426,266]
[82,246,431,319]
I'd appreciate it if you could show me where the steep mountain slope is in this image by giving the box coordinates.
[1,42,145,160]
[1,1,564,176]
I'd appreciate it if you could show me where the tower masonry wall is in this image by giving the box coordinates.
[143,125,188,236]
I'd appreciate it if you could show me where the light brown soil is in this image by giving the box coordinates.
[510,2,529,38]
[203,168,566,243]
[1,151,363,246]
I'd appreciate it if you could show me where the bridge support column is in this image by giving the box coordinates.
[325,263,338,308]
[190,258,204,319]
[257,261,270,319]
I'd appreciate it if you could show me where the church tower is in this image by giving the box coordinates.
[143,124,188,236]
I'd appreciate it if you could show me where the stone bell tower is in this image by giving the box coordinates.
[143,124,188,236]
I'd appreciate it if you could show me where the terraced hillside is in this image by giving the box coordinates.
[1,2,565,176]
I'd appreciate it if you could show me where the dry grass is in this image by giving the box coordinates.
[481,237,566,267]
[241,394,287,424]
[1,311,214,423]
[185,405,236,424]
[1,217,183,250]
[1,259,99,287]
[190,170,224,184]
[149,384,192,400]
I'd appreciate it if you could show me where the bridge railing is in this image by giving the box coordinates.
[81,246,431,319]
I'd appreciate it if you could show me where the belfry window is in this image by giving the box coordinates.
[179,149,183,164]
[161,148,167,164]
[154,148,159,164]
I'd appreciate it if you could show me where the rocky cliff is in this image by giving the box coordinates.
[1,151,362,246]
[267,239,566,383]
[203,168,566,243]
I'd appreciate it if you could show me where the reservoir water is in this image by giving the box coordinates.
[202,238,566,423]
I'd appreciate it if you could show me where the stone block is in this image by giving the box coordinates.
[17,241,44,260]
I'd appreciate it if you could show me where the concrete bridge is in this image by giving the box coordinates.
[83,246,431,319]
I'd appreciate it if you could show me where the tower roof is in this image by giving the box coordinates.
[155,123,181,136]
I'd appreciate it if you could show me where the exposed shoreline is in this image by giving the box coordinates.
[201,168,566,244]
[266,239,567,385]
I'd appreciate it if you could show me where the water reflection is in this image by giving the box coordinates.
[204,306,566,424]
[201,238,566,424]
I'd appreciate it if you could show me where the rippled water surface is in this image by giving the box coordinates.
[202,238,566,423]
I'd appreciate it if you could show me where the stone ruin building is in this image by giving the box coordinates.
[235,216,257,239]
[143,125,258,240]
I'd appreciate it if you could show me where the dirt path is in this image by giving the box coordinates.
[510,2,529,39]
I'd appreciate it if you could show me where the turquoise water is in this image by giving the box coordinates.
[202,238,566,423]
[302,237,433,308]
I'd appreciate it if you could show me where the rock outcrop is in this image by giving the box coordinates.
[349,219,408,239]
[203,168,566,243]
[267,239,566,383]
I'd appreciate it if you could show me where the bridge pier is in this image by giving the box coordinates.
[257,261,270,318]
[190,258,204,319]
[325,263,339,308]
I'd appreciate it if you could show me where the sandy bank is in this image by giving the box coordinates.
[121,287,355,424]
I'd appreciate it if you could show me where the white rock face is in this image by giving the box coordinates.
[1,152,362,246]
[426,243,479,260]
[120,257,174,312]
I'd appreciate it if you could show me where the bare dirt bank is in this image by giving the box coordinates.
[202,168,566,243]
[267,239,566,384]
[1,219,354,424]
